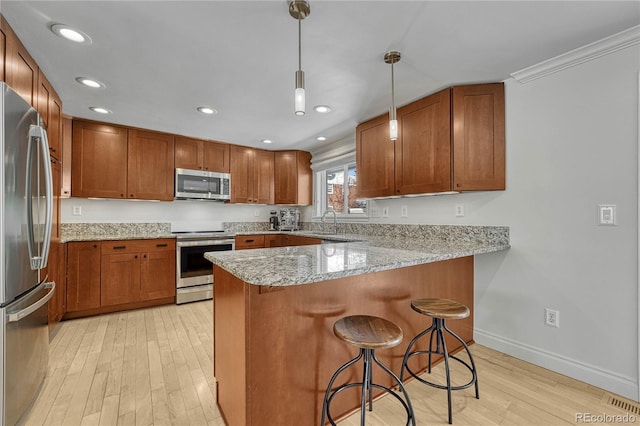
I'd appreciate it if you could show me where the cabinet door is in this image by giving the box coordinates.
[140,241,176,300]
[230,145,254,203]
[203,141,230,173]
[395,88,451,194]
[101,253,141,306]
[253,149,274,204]
[67,242,102,312]
[3,17,37,106]
[72,120,128,198]
[452,83,505,191]
[356,114,395,198]
[265,234,284,248]
[235,235,265,250]
[127,129,175,200]
[175,136,203,170]
[47,242,67,327]
[60,116,72,198]
[0,20,6,82]
[37,70,63,160]
[50,157,61,240]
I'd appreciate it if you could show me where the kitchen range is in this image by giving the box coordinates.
[173,223,234,304]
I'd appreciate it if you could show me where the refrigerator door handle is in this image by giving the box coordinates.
[25,124,53,270]
[7,281,55,323]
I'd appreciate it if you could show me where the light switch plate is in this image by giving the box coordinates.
[598,204,616,226]
[72,205,82,216]
[455,204,465,217]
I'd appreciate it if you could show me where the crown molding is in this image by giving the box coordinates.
[511,25,639,84]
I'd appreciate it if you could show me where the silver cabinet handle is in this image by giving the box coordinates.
[8,282,55,323]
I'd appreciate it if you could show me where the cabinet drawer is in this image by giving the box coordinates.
[235,235,265,249]
[101,239,175,254]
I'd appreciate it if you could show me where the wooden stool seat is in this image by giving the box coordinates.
[411,298,470,320]
[333,315,403,350]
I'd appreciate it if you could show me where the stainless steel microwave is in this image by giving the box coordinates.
[175,168,231,200]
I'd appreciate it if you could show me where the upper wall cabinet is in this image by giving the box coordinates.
[1,16,38,106]
[37,69,63,160]
[356,82,505,198]
[230,145,274,204]
[72,120,175,201]
[175,136,230,173]
[274,150,312,205]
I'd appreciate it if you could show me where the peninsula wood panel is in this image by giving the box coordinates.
[214,256,474,426]
[127,129,174,200]
[356,113,395,198]
[71,120,128,198]
[395,88,451,194]
[66,242,102,312]
[452,83,505,190]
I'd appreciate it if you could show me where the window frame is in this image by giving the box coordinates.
[313,162,369,221]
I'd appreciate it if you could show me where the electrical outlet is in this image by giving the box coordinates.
[401,205,408,217]
[455,204,465,217]
[72,205,82,216]
[598,204,616,225]
[370,207,379,217]
[382,207,389,218]
[254,209,260,217]
[545,308,559,328]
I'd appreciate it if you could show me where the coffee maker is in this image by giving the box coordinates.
[279,208,300,231]
[269,211,279,231]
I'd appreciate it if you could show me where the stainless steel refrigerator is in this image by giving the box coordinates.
[0,82,55,425]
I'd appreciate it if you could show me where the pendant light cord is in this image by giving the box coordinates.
[298,14,302,72]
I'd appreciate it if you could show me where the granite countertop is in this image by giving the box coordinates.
[60,223,173,242]
[205,233,510,287]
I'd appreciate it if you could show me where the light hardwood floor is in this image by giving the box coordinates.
[23,301,638,425]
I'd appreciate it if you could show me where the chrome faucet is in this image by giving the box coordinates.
[321,210,338,234]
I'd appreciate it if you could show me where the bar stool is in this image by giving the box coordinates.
[400,298,479,424]
[321,315,416,426]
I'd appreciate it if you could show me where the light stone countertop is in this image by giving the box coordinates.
[205,234,510,287]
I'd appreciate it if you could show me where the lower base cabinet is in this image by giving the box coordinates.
[65,239,175,318]
[47,241,67,328]
[237,234,322,249]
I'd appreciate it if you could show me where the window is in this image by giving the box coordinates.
[315,162,367,218]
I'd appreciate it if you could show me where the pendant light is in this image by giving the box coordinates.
[289,0,310,116]
[384,51,401,141]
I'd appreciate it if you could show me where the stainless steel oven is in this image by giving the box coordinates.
[174,232,234,304]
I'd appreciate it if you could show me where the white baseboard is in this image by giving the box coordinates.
[474,328,638,401]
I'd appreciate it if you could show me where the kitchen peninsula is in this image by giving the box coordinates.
[205,226,509,425]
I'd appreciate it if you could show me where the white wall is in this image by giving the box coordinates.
[60,197,277,225]
[367,43,639,399]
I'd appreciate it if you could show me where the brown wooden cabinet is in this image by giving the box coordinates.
[101,239,176,306]
[37,69,63,160]
[127,129,175,200]
[72,120,129,198]
[175,136,230,173]
[355,114,395,198]
[452,83,505,190]
[67,241,102,312]
[47,241,67,328]
[395,88,451,194]
[72,120,175,201]
[235,234,266,250]
[230,145,274,204]
[237,234,322,249]
[356,83,505,197]
[0,18,6,82]
[274,151,312,205]
[1,16,37,106]
[61,116,72,197]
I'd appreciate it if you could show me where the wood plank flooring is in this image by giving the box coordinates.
[23,301,637,425]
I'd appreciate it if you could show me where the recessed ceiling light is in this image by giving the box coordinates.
[89,106,111,114]
[313,105,331,113]
[261,139,273,144]
[50,24,92,44]
[75,77,105,88]
[197,106,218,115]
[316,136,327,141]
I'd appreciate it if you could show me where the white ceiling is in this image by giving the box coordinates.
[2,1,639,152]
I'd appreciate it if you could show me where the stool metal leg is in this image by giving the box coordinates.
[321,349,363,426]
[322,347,416,426]
[400,317,479,424]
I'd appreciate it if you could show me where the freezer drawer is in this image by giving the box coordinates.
[3,281,55,425]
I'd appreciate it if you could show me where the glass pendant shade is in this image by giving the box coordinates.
[389,118,398,141]
[295,70,305,115]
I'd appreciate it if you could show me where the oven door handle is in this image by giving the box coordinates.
[176,239,235,248]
